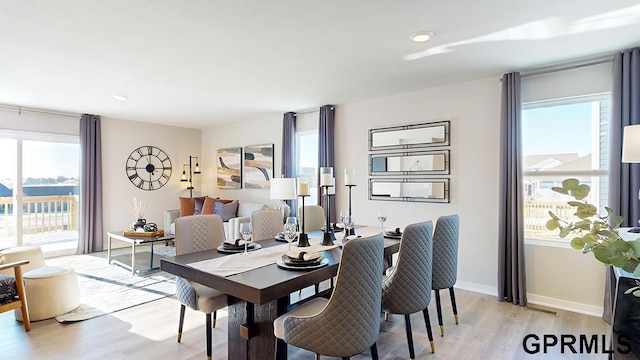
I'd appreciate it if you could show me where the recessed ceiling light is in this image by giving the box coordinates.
[113,95,129,101]
[411,31,434,43]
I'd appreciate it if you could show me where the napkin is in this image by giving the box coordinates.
[284,249,322,262]
[223,239,251,248]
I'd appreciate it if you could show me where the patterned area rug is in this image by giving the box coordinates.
[46,245,176,322]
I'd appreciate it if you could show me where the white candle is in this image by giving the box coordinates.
[298,182,310,196]
[328,178,336,195]
[344,169,355,185]
[321,173,332,186]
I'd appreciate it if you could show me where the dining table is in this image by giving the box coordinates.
[160,226,401,360]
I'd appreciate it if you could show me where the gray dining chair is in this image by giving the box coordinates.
[274,233,384,360]
[174,214,228,360]
[432,214,460,337]
[300,205,325,231]
[381,220,435,358]
[251,208,283,241]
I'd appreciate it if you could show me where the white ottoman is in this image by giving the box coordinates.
[15,266,81,321]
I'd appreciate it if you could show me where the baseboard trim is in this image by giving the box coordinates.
[453,281,604,318]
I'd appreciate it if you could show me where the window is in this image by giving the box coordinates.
[522,94,610,244]
[0,131,79,254]
[296,130,319,205]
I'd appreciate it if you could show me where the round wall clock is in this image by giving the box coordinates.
[125,145,172,190]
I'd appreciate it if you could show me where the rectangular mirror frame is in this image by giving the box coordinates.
[368,178,450,203]
[369,149,450,176]
[369,120,450,151]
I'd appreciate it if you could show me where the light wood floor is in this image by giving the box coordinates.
[0,287,611,360]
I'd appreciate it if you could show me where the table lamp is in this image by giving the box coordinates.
[270,177,297,221]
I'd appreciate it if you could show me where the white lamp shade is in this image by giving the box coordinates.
[622,124,640,163]
[270,178,297,200]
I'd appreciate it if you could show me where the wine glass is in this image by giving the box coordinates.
[338,210,347,238]
[377,210,387,233]
[239,223,253,255]
[343,215,355,239]
[284,217,298,250]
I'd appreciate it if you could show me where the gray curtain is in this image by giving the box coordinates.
[604,47,640,323]
[497,72,527,306]
[282,112,297,216]
[76,114,103,254]
[318,105,336,223]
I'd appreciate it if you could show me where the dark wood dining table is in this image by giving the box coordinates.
[160,230,400,360]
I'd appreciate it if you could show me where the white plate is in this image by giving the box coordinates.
[276,257,329,270]
[216,243,262,253]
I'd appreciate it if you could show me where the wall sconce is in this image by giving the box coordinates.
[181,155,201,197]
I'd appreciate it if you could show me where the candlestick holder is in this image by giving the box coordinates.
[321,186,335,246]
[346,184,356,236]
[297,194,310,247]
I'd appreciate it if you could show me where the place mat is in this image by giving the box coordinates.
[188,241,339,277]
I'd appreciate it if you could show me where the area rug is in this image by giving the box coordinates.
[45,247,176,323]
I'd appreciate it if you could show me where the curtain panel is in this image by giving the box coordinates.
[282,112,297,216]
[497,72,527,306]
[318,105,336,223]
[76,114,103,254]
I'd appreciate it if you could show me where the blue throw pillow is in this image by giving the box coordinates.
[214,200,239,221]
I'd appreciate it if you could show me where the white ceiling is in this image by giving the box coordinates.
[2,1,640,129]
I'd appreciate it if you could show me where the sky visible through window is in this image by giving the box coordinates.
[522,102,593,157]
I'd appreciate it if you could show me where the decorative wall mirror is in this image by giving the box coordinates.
[369,120,450,151]
[368,178,450,203]
[369,150,450,176]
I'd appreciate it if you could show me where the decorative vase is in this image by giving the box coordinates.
[132,218,146,230]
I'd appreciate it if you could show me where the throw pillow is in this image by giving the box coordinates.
[214,200,239,221]
[179,196,206,217]
[201,196,217,215]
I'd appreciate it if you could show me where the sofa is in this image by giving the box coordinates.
[164,197,270,240]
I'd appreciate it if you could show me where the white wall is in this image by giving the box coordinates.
[199,76,606,315]
[100,117,201,243]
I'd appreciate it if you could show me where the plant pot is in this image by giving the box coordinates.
[132,218,146,230]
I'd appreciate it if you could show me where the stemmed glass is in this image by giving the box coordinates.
[284,217,298,250]
[240,223,253,255]
[343,215,355,239]
[339,210,347,239]
[377,210,387,233]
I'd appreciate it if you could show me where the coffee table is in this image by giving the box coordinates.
[107,231,175,275]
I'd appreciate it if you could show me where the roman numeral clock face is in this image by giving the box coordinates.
[125,146,172,190]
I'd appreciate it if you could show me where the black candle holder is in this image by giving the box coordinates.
[297,194,310,247]
[321,186,335,246]
[346,184,356,236]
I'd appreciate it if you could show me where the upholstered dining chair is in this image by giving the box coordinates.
[174,214,227,360]
[274,233,384,360]
[251,209,283,241]
[0,260,30,332]
[299,205,325,232]
[381,220,435,358]
[431,214,460,337]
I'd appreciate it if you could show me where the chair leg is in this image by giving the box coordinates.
[449,287,459,324]
[404,314,415,359]
[206,313,212,360]
[434,289,444,336]
[177,304,186,342]
[371,342,379,360]
[15,267,30,332]
[422,308,435,353]
[212,310,217,328]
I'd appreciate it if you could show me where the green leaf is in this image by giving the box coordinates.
[605,207,614,215]
[610,255,628,268]
[546,219,560,231]
[559,227,571,238]
[629,240,640,257]
[571,237,586,250]
[582,233,600,245]
[615,216,625,228]
[571,184,591,200]
[567,201,584,207]
[551,186,569,195]
[593,248,613,264]
[614,240,632,252]
[634,266,640,277]
[562,178,580,191]
[622,258,640,273]
[548,211,559,220]
[575,204,597,219]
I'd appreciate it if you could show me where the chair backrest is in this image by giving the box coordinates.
[432,214,459,290]
[251,209,283,241]
[382,220,433,315]
[175,214,226,256]
[283,234,384,357]
[299,205,325,232]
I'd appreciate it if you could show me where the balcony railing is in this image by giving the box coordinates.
[0,195,79,237]
[524,200,577,240]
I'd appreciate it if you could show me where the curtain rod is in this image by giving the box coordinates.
[0,104,80,118]
[520,55,614,78]
[293,106,335,116]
